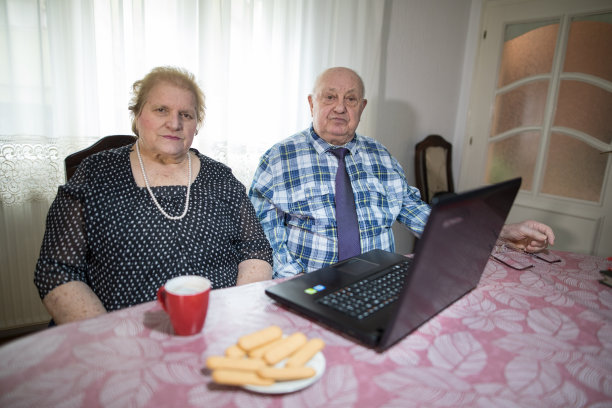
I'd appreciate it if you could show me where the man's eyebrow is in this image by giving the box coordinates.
[320,87,358,94]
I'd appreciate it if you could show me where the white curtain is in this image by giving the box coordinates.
[1,0,385,201]
[0,0,385,328]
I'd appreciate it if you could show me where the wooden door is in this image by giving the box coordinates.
[460,0,612,256]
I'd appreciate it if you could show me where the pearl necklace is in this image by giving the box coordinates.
[135,141,191,220]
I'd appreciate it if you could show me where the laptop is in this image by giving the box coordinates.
[265,177,522,350]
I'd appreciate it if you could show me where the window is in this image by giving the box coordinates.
[0,0,384,204]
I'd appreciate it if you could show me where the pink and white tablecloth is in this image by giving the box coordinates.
[1,250,611,407]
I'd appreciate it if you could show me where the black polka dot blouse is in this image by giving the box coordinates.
[34,144,273,312]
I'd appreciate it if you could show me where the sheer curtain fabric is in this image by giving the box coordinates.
[1,0,385,203]
[0,0,385,329]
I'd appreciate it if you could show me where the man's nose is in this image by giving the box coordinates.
[333,98,347,113]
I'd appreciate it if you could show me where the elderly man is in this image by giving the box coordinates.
[249,67,554,278]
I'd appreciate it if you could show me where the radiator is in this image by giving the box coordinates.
[1,201,52,330]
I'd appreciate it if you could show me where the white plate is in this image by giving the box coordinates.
[242,351,326,394]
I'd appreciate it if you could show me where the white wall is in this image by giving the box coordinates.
[375,0,482,254]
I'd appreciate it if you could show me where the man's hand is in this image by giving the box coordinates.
[499,220,555,253]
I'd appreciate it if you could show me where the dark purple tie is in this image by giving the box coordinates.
[331,148,361,261]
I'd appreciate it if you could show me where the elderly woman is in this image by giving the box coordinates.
[35,66,273,324]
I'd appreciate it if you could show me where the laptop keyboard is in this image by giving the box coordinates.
[316,260,412,320]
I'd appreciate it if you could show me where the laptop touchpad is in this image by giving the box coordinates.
[335,258,379,275]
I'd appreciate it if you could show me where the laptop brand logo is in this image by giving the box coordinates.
[304,284,326,295]
[442,216,463,228]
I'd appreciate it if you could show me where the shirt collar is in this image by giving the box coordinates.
[308,124,360,156]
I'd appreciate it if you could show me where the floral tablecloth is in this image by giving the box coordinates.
[1,250,611,407]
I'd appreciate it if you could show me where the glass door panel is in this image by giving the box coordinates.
[498,22,558,87]
[541,132,607,201]
[485,131,540,191]
[554,80,612,144]
[564,16,612,82]
[490,81,548,136]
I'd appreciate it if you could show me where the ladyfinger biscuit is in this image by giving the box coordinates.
[248,337,285,358]
[225,344,246,358]
[285,338,325,367]
[212,369,275,386]
[238,325,283,351]
[257,366,316,381]
[263,332,308,365]
[206,356,266,371]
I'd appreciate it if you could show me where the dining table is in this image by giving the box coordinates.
[1,249,611,407]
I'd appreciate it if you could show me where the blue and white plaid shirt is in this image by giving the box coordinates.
[249,126,431,278]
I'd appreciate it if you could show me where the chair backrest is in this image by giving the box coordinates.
[64,135,136,181]
[414,134,455,203]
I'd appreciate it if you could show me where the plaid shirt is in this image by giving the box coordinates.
[248,126,431,278]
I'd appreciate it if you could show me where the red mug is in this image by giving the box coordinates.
[157,275,211,336]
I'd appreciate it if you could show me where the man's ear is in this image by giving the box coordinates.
[361,98,368,111]
[308,94,314,116]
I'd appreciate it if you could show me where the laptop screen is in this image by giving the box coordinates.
[378,178,521,349]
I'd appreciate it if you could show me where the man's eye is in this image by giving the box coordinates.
[346,97,358,105]
[155,107,167,113]
[181,112,194,119]
[322,95,336,103]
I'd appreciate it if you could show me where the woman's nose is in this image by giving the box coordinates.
[166,113,182,130]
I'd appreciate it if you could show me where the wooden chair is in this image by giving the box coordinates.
[64,135,136,181]
[414,134,455,203]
